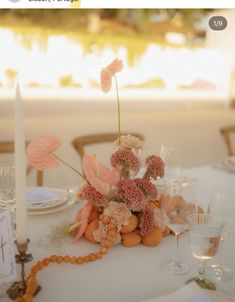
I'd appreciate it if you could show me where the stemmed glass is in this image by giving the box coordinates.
[187,214,223,290]
[160,145,181,178]
[0,162,16,231]
[207,187,235,281]
[160,182,197,275]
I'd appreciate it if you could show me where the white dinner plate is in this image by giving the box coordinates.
[27,195,77,215]
[27,187,68,211]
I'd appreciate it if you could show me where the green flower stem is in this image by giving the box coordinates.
[52,153,87,182]
[114,74,121,145]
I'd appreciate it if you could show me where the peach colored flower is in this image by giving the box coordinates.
[114,134,143,150]
[105,58,123,74]
[100,58,123,93]
[26,135,61,170]
[100,69,112,93]
[83,154,120,195]
[103,201,132,231]
[73,202,93,241]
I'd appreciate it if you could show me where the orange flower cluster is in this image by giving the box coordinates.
[15,215,117,302]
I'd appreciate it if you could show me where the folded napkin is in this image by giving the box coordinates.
[27,187,58,205]
[143,282,211,302]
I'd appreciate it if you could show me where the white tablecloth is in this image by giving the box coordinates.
[1,166,235,302]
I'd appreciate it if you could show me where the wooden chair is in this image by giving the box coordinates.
[71,133,144,164]
[0,141,44,186]
[220,126,235,156]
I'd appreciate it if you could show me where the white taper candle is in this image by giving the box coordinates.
[14,81,27,244]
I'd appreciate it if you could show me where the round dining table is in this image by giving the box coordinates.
[1,165,235,302]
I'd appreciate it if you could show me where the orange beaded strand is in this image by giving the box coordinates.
[15,216,117,302]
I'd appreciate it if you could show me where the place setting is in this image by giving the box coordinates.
[0,168,78,217]
[26,187,77,215]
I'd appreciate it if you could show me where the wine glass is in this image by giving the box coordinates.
[160,145,181,177]
[160,181,197,275]
[0,162,16,231]
[187,214,223,290]
[207,187,235,281]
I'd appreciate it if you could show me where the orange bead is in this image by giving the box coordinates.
[84,255,90,263]
[49,255,57,263]
[37,261,45,270]
[96,252,102,259]
[27,277,36,286]
[30,268,38,275]
[100,247,108,254]
[89,253,97,261]
[63,255,71,263]
[55,256,63,264]
[70,256,76,264]
[76,257,83,264]
[43,258,50,266]
[104,240,113,248]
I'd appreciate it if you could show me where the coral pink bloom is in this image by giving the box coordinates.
[83,154,120,195]
[100,58,123,93]
[73,202,93,241]
[100,69,112,93]
[26,135,61,170]
[105,58,123,74]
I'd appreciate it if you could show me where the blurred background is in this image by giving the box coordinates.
[0,9,233,101]
[0,9,234,187]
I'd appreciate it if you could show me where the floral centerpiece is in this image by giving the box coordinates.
[16,59,196,302]
[26,58,169,249]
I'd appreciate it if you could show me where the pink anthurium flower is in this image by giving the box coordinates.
[100,58,123,93]
[26,135,61,170]
[83,154,120,195]
[68,202,93,242]
[26,134,86,181]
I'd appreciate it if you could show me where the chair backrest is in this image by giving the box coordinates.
[220,126,235,156]
[71,133,144,164]
[0,141,43,186]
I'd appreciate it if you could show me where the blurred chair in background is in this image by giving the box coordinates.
[71,133,144,166]
[220,126,235,156]
[0,141,44,186]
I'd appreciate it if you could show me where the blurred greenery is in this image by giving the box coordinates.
[59,75,82,88]
[0,9,208,32]
[0,9,209,65]
[0,9,210,88]
[125,78,166,89]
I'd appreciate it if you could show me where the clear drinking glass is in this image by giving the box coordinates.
[0,162,16,230]
[207,187,235,281]
[160,145,181,177]
[187,214,223,290]
[160,181,197,275]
